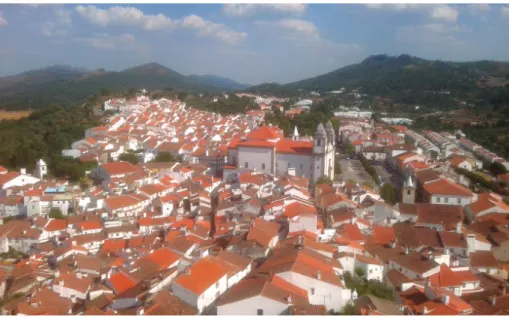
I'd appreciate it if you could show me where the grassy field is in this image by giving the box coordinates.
[0,110,33,120]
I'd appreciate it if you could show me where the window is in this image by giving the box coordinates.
[317,139,321,146]
[300,164,303,170]
[244,162,248,168]
[444,197,449,203]
[288,163,291,168]
[369,269,373,274]
[457,198,461,204]
[317,166,320,170]
[257,309,264,316]
[436,197,441,203]
[262,163,265,170]
[407,190,411,195]
[310,288,315,295]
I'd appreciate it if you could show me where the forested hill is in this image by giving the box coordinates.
[247,54,509,99]
[0,63,243,110]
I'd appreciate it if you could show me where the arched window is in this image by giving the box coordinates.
[317,139,321,146]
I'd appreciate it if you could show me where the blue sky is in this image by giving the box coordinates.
[1,3,509,84]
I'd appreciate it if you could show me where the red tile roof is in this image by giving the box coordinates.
[423,178,473,197]
[108,271,138,295]
[246,125,283,140]
[275,139,313,155]
[174,256,228,295]
[44,219,67,232]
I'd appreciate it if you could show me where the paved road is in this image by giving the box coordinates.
[374,164,391,184]
[337,153,375,185]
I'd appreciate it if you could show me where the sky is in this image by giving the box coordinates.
[1,3,509,84]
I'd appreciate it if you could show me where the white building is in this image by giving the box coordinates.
[35,159,47,179]
[226,123,335,182]
[172,257,229,313]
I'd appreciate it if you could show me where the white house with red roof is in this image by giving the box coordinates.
[172,256,229,313]
[226,123,336,182]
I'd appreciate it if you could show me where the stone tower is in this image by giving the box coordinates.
[402,175,416,204]
[292,126,300,141]
[36,159,47,179]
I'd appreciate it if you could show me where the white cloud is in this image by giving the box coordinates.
[398,23,469,47]
[75,5,175,30]
[223,4,307,17]
[75,5,246,45]
[41,8,72,37]
[55,9,72,25]
[364,4,423,11]
[78,33,147,51]
[0,12,8,26]
[467,4,491,14]
[431,5,459,23]
[502,6,509,18]
[178,15,247,45]
[255,18,361,53]
[279,19,319,38]
[255,19,319,38]
[41,22,66,37]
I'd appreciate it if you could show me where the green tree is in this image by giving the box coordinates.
[339,304,357,315]
[346,144,356,156]
[355,266,366,278]
[118,153,139,165]
[49,208,65,219]
[490,161,508,176]
[335,159,342,175]
[100,88,111,96]
[125,88,137,99]
[153,152,175,162]
[316,176,333,185]
[380,183,397,205]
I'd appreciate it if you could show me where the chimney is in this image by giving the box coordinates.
[456,222,462,234]
[286,295,292,304]
[388,240,396,249]
[77,272,82,279]
[296,235,304,249]
[20,168,26,175]
[440,294,450,305]
[137,307,144,315]
[490,295,497,306]
[422,306,428,315]
[404,247,409,255]
[317,270,322,280]
[70,295,76,303]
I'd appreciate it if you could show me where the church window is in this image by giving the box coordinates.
[317,139,321,146]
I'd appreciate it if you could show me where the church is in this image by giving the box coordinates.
[224,122,336,182]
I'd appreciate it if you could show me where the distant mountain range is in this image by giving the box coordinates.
[1,54,509,111]
[247,54,509,98]
[0,63,247,110]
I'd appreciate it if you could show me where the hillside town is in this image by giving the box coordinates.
[2,91,509,316]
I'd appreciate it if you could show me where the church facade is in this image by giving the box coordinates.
[225,122,336,182]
